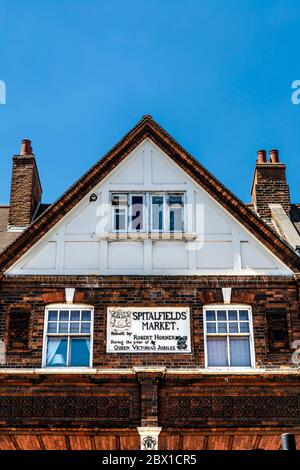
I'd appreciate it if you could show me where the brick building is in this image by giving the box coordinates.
[0,115,299,450]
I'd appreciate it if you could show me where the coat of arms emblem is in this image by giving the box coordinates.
[142,436,157,450]
[110,309,132,331]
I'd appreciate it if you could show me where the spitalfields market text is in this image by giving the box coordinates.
[132,310,187,331]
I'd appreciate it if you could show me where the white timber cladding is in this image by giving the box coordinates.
[6,139,292,275]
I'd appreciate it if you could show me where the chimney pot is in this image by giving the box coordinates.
[257,149,267,164]
[269,149,279,163]
[20,139,32,156]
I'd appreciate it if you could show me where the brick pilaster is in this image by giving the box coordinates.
[135,369,165,427]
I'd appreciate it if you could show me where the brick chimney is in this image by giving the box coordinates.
[8,139,42,229]
[251,149,291,223]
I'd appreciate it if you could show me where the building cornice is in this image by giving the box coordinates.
[0,274,297,288]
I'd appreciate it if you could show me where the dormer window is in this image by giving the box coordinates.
[111,192,184,233]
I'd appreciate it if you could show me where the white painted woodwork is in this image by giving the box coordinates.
[152,242,188,269]
[6,139,292,275]
[222,288,232,304]
[65,288,75,303]
[107,242,144,269]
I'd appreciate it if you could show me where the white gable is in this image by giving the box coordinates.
[6,139,292,276]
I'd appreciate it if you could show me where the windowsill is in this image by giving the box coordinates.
[40,367,94,373]
[98,232,197,241]
[0,367,299,375]
[205,367,254,372]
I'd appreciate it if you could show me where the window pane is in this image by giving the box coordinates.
[111,194,128,205]
[70,322,80,333]
[59,322,68,333]
[217,322,227,333]
[229,322,238,333]
[81,322,91,333]
[59,311,69,321]
[82,310,91,321]
[239,322,250,333]
[206,311,215,321]
[230,337,251,367]
[152,196,164,230]
[207,337,227,367]
[168,195,183,205]
[207,322,216,333]
[131,196,144,231]
[70,338,90,367]
[217,311,226,321]
[48,310,58,321]
[46,338,67,367]
[169,203,183,232]
[168,196,183,229]
[239,310,249,321]
[114,208,126,231]
[47,322,57,333]
[228,310,238,321]
[70,310,80,321]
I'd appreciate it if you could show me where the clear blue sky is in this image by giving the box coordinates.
[0,0,299,205]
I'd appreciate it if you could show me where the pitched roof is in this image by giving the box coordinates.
[0,206,20,252]
[1,115,300,273]
[291,204,300,237]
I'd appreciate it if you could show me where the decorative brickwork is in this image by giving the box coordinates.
[0,395,132,424]
[161,395,300,426]
[7,307,30,350]
[266,310,290,352]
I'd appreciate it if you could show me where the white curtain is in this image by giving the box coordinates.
[230,337,251,366]
[46,338,62,366]
[207,337,227,366]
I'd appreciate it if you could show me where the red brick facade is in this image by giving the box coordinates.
[0,275,299,449]
[0,117,300,450]
[1,275,299,369]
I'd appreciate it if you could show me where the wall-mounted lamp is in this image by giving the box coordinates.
[89,193,98,202]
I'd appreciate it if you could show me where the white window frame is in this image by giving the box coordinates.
[112,194,128,233]
[110,191,185,233]
[128,193,146,232]
[150,193,167,232]
[203,304,255,370]
[167,193,185,232]
[42,304,94,369]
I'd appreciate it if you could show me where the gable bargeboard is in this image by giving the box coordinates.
[6,138,292,275]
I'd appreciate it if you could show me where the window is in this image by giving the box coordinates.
[151,195,164,231]
[112,194,128,232]
[168,194,184,231]
[129,194,144,231]
[43,305,93,368]
[204,305,254,368]
[111,192,185,233]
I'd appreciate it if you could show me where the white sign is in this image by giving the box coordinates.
[107,307,191,353]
